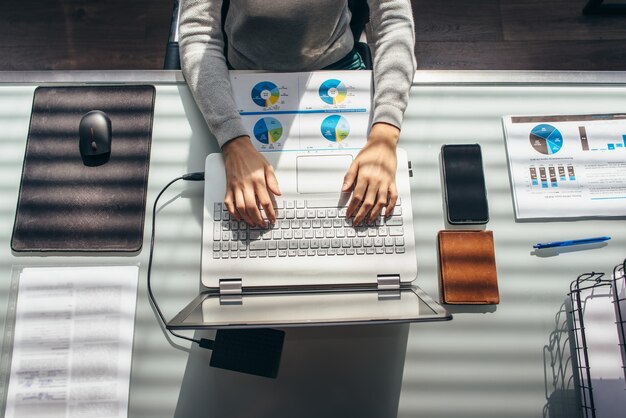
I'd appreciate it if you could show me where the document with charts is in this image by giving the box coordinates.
[502,113,626,219]
[229,70,372,152]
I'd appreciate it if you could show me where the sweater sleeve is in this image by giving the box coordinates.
[179,0,249,148]
[366,0,417,131]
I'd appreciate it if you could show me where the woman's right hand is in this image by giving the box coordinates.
[222,136,281,226]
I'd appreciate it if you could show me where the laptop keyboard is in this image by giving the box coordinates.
[211,199,406,259]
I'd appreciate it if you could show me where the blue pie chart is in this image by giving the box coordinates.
[251,81,280,107]
[530,124,563,155]
[321,115,350,142]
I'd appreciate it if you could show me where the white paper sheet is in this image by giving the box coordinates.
[229,71,372,152]
[502,113,626,219]
[4,266,138,418]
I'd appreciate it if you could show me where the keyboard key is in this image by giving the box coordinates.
[357,248,365,255]
[384,237,394,246]
[306,199,344,208]
[296,209,305,219]
[388,226,404,236]
[288,249,297,257]
[297,249,307,257]
[213,224,221,241]
[385,216,403,226]
[268,250,277,257]
[289,241,298,249]
[286,201,295,209]
[296,200,305,209]
[214,203,222,221]
[395,247,405,254]
[249,241,266,250]
[395,237,405,246]
[279,250,287,257]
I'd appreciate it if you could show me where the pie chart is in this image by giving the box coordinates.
[530,124,563,155]
[321,115,350,142]
[253,117,283,144]
[251,81,280,107]
[319,79,347,105]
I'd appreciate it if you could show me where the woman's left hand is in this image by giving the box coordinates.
[343,122,400,225]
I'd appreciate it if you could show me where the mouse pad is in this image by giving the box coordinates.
[11,85,156,253]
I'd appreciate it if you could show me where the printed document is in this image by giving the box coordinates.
[4,266,138,418]
[502,114,626,219]
[230,71,372,152]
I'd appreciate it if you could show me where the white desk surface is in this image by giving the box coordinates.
[0,71,625,418]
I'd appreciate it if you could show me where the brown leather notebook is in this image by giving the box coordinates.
[437,230,499,304]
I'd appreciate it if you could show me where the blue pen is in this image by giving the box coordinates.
[533,236,611,249]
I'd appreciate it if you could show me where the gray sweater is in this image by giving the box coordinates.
[179,0,416,148]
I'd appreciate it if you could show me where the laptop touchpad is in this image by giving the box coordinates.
[296,155,353,194]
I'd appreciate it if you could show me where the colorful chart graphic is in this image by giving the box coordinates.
[321,115,350,142]
[253,117,283,144]
[530,124,563,155]
[319,79,348,105]
[251,81,280,107]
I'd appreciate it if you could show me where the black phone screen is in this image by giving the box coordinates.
[442,144,489,224]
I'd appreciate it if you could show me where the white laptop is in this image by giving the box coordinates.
[167,71,450,329]
[201,148,417,288]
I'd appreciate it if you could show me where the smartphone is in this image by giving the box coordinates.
[441,144,489,225]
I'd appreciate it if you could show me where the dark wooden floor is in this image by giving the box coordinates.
[1,0,626,71]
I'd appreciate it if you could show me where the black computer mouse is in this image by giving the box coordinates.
[79,110,112,161]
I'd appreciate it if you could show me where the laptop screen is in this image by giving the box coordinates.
[168,287,451,329]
